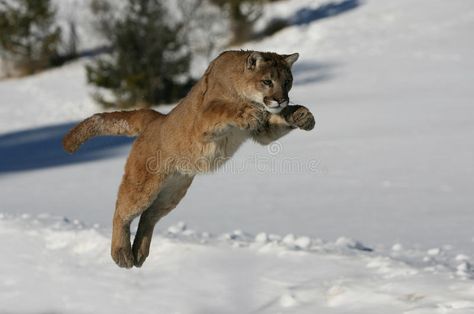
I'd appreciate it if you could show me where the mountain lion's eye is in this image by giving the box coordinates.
[262,80,273,86]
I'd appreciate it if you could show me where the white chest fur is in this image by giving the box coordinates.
[201,128,249,172]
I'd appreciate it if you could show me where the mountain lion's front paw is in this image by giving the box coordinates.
[289,106,315,131]
[238,105,268,131]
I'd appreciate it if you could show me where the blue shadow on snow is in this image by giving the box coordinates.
[291,0,361,25]
[0,122,133,174]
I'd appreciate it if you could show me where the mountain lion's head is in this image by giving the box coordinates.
[204,51,299,114]
[242,51,299,114]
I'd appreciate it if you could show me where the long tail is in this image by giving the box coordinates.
[63,109,164,153]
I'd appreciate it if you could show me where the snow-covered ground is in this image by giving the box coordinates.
[2,213,474,314]
[1,0,474,312]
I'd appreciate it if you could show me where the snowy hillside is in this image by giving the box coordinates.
[1,0,474,313]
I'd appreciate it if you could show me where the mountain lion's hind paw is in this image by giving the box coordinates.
[111,246,134,268]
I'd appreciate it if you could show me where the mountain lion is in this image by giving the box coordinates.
[63,50,315,268]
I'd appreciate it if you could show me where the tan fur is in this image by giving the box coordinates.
[63,109,164,153]
[63,50,315,268]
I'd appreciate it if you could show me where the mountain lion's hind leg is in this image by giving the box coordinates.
[132,174,194,267]
[111,172,165,268]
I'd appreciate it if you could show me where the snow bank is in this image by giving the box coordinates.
[1,213,473,314]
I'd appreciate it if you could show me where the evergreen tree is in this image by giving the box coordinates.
[86,0,191,108]
[0,0,61,76]
[210,0,263,44]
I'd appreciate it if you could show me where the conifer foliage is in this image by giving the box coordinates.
[0,0,61,76]
[86,0,191,108]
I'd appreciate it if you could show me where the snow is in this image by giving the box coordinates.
[1,214,474,314]
[1,0,474,312]
[0,61,99,133]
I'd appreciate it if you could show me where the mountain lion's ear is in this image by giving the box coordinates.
[247,52,264,71]
[283,53,299,68]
